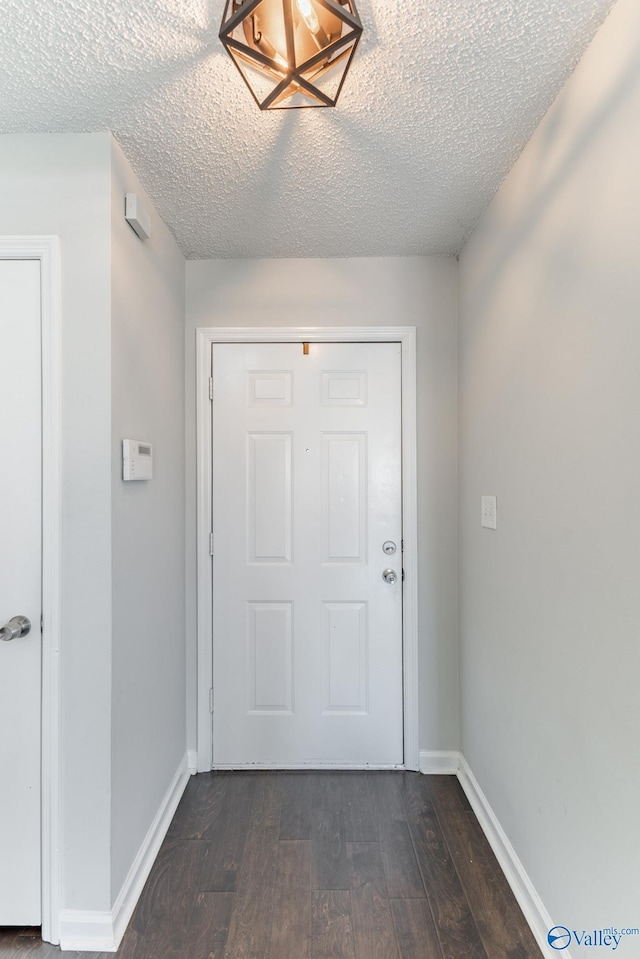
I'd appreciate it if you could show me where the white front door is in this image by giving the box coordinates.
[211,342,403,766]
[0,259,42,923]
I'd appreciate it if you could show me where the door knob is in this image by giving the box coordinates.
[0,615,32,642]
[382,568,398,585]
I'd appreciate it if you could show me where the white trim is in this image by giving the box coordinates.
[110,755,190,949]
[59,754,191,952]
[457,755,565,959]
[0,237,62,944]
[187,749,199,774]
[419,750,461,774]
[196,331,214,772]
[58,911,116,953]
[195,326,420,773]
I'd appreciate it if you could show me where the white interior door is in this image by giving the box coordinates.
[211,341,403,766]
[0,259,42,924]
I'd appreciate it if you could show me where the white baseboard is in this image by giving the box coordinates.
[59,753,191,952]
[58,910,116,952]
[187,749,198,774]
[419,750,461,774]
[457,755,568,959]
[110,754,190,947]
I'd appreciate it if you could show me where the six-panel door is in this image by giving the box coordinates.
[211,342,403,766]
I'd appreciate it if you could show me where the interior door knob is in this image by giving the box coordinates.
[382,569,398,585]
[0,615,31,642]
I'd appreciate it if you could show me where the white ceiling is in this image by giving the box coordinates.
[0,0,615,259]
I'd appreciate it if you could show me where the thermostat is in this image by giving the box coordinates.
[123,439,153,481]
[124,193,151,240]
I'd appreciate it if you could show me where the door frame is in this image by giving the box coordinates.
[0,237,62,943]
[195,327,419,772]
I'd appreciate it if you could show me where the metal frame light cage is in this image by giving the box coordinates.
[220,0,363,110]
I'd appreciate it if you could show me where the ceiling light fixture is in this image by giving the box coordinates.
[219,0,363,110]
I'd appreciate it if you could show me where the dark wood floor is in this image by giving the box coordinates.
[1,771,542,959]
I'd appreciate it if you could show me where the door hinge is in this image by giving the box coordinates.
[209,532,214,556]
[209,688,214,713]
[209,377,214,401]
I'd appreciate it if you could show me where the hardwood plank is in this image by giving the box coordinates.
[83,951,141,959]
[199,774,257,891]
[311,891,356,959]
[166,772,227,840]
[279,773,312,840]
[0,927,19,952]
[434,810,543,959]
[86,938,141,959]
[381,819,425,899]
[131,838,212,932]
[311,775,348,891]
[129,892,230,959]
[400,774,488,959]
[372,774,424,899]
[428,775,472,814]
[268,841,311,959]
[123,916,226,959]
[391,899,443,959]
[190,892,235,943]
[222,775,282,959]
[347,842,400,959]
[0,930,65,959]
[341,774,378,842]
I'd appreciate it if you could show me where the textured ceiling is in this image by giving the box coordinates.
[0,0,616,258]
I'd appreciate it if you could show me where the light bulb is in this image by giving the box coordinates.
[296,0,321,35]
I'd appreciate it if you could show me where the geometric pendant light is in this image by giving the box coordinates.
[219,0,363,110]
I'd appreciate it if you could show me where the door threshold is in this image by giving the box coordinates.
[210,763,406,771]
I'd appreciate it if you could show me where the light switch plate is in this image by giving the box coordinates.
[481,495,497,529]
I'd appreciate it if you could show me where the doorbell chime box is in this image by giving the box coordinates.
[122,439,153,481]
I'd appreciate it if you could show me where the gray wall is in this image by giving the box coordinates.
[0,131,188,921]
[0,132,114,911]
[458,0,640,928]
[110,139,186,900]
[185,256,459,756]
